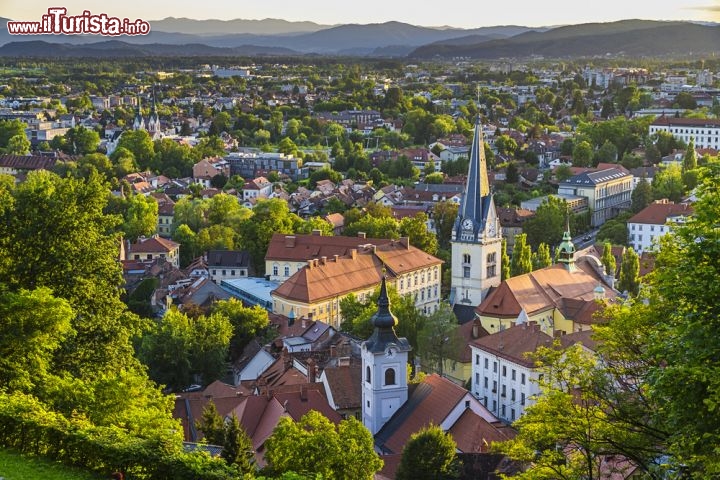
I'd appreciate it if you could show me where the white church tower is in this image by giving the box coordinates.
[361,276,412,435]
[450,119,502,307]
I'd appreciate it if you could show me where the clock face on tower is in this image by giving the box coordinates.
[488,221,496,237]
[462,219,474,230]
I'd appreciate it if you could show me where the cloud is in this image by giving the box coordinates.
[685,4,720,12]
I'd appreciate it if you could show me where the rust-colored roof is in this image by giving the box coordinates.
[453,319,489,363]
[272,242,441,304]
[560,329,599,352]
[130,235,179,253]
[477,263,614,319]
[628,201,692,225]
[448,409,515,453]
[274,388,343,424]
[324,212,345,228]
[265,232,393,262]
[0,154,56,170]
[322,364,362,410]
[377,374,469,454]
[470,323,553,368]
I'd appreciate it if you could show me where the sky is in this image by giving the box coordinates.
[3,0,720,28]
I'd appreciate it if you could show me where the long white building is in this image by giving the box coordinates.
[649,116,720,150]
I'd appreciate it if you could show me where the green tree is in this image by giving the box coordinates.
[554,164,573,182]
[510,233,533,277]
[237,198,303,274]
[682,137,697,172]
[495,135,518,158]
[221,413,255,474]
[596,213,630,246]
[432,201,459,250]
[505,161,519,184]
[212,299,269,361]
[532,242,552,270]
[501,239,511,281]
[297,216,334,236]
[617,247,640,296]
[123,193,158,242]
[417,303,462,377]
[396,424,459,480]
[595,140,618,164]
[400,213,438,255]
[652,165,684,202]
[173,223,199,267]
[6,133,30,154]
[196,224,236,252]
[196,400,226,445]
[264,411,382,480]
[631,177,653,213]
[601,241,617,277]
[0,119,27,149]
[523,196,566,250]
[64,126,100,155]
[117,130,155,170]
[344,215,400,240]
[425,172,444,184]
[572,140,593,167]
[0,287,73,391]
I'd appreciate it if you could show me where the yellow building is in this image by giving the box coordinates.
[271,238,442,329]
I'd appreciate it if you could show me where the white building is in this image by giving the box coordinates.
[470,320,550,423]
[627,200,693,254]
[649,116,720,150]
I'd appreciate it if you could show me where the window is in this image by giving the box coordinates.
[501,405,506,417]
[511,409,516,421]
[521,393,526,406]
[484,377,488,388]
[484,358,489,369]
[222,270,226,276]
[492,380,497,392]
[231,270,235,276]
[146,254,152,260]
[511,369,516,381]
[493,361,497,373]
[501,385,506,397]
[475,354,480,365]
[284,266,290,276]
[384,368,396,386]
[212,269,217,275]
[475,373,480,384]
[511,389,516,401]
[502,366,507,377]
[400,279,404,290]
[521,373,526,385]
[463,266,471,278]
[366,366,371,384]
[487,265,496,278]
[273,265,278,276]
[493,400,497,412]
[483,396,488,407]
[487,252,496,263]
[463,254,471,264]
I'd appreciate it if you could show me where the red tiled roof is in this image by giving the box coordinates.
[0,154,56,170]
[448,409,515,453]
[628,201,692,225]
[265,233,393,262]
[130,235,179,253]
[651,116,720,127]
[322,364,362,410]
[470,323,553,368]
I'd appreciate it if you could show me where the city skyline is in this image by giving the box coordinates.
[4,0,720,29]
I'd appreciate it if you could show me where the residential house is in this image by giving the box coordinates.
[151,193,175,237]
[127,235,180,268]
[242,176,273,202]
[0,154,56,179]
[207,250,253,284]
[192,157,230,187]
[649,115,720,149]
[627,200,692,254]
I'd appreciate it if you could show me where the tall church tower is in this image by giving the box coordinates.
[361,276,411,435]
[450,119,502,307]
[147,87,161,137]
[132,96,145,131]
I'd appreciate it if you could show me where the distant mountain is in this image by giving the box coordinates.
[410,20,720,58]
[149,17,332,35]
[0,40,300,57]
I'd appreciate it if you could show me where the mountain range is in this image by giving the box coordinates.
[0,17,717,58]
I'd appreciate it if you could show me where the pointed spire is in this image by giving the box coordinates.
[558,203,576,271]
[372,276,397,328]
[456,118,491,237]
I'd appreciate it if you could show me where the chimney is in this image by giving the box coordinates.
[330,345,337,358]
[350,249,357,260]
[333,254,339,262]
[307,358,317,383]
[311,229,322,236]
[307,259,314,269]
[301,316,308,329]
[313,258,319,267]
[472,319,481,339]
[357,232,366,239]
[285,235,296,248]
[320,256,327,265]
[282,347,292,371]
[399,236,410,249]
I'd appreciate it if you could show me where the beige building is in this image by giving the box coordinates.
[270,237,443,329]
[127,235,180,268]
[558,168,632,227]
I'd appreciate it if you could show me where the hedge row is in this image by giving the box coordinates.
[0,391,241,480]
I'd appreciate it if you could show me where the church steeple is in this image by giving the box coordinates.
[362,276,411,435]
[557,209,576,272]
[453,119,491,241]
[450,118,502,307]
[132,96,145,131]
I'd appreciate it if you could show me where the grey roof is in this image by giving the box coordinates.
[562,168,630,186]
[363,278,411,354]
[207,250,251,268]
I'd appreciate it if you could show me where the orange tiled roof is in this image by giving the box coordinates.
[470,323,553,368]
[265,233,393,262]
[628,201,692,225]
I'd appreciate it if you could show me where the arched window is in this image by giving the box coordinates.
[385,368,396,385]
[366,366,371,384]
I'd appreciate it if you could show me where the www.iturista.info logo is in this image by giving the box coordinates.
[7,7,151,35]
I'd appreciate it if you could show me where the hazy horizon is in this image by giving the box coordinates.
[4,0,720,29]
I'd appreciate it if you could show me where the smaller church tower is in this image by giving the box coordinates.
[362,276,412,435]
[132,96,145,131]
[147,87,161,137]
[557,215,576,272]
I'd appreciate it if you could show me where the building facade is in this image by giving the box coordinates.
[649,116,720,150]
[558,168,632,227]
[627,200,692,254]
